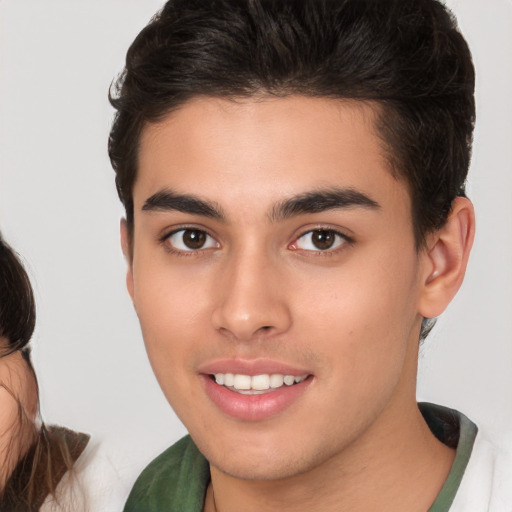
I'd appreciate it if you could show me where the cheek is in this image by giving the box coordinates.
[134,254,207,325]
[293,248,420,381]
[132,262,213,378]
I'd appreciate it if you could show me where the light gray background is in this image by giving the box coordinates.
[0,0,511,494]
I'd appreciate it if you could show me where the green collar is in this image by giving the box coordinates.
[420,402,478,511]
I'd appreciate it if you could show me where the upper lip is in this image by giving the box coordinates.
[198,358,312,377]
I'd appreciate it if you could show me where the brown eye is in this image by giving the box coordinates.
[293,229,346,252]
[311,230,336,250]
[183,229,206,249]
[167,229,219,251]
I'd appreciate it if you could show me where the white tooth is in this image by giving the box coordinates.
[215,373,224,385]
[224,373,234,387]
[294,375,306,384]
[233,374,251,390]
[269,374,284,388]
[284,375,295,386]
[236,389,266,395]
[251,374,270,390]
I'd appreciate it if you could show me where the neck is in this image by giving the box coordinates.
[206,403,454,512]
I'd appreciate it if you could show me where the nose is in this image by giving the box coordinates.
[211,249,292,342]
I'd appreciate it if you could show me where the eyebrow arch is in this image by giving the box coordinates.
[270,188,380,222]
[142,189,224,220]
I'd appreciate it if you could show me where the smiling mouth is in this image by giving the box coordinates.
[211,373,310,395]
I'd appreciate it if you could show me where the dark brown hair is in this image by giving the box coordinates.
[0,236,35,355]
[109,0,475,247]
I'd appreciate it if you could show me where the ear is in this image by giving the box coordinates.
[120,219,135,302]
[418,197,475,319]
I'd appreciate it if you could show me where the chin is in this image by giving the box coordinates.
[197,433,332,482]
[211,456,309,482]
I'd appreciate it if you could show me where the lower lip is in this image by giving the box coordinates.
[202,375,312,421]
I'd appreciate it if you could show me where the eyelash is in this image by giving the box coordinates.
[160,227,219,257]
[289,228,353,256]
[159,226,353,257]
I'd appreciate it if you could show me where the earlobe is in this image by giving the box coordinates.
[120,219,135,302]
[418,197,475,319]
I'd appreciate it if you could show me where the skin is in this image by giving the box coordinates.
[0,340,38,488]
[122,96,474,511]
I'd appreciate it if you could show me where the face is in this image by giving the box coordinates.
[0,340,38,423]
[0,339,38,485]
[126,96,430,481]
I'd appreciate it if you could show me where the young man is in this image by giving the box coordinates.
[108,1,511,510]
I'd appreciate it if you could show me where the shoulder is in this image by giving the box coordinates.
[2,425,89,511]
[124,435,210,512]
[41,434,129,512]
[451,426,512,512]
[418,403,512,511]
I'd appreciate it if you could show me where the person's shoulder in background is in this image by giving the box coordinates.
[41,435,132,511]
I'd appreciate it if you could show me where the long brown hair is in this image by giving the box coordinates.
[0,234,89,510]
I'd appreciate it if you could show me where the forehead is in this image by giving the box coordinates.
[135,95,408,216]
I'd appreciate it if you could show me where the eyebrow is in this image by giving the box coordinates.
[142,189,224,219]
[142,187,380,222]
[269,188,380,222]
